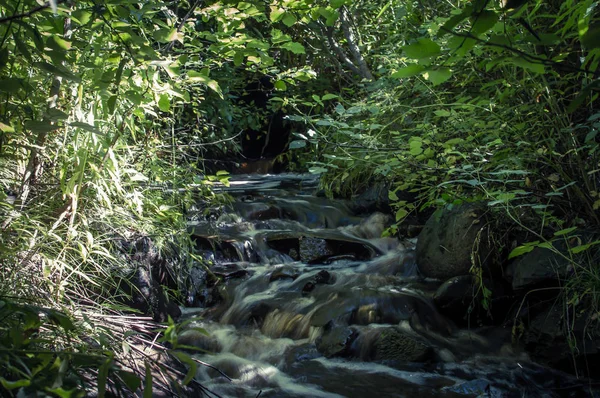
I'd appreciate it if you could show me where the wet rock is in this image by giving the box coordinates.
[434,275,478,321]
[507,245,571,290]
[302,270,334,294]
[416,203,491,280]
[346,212,392,239]
[261,309,310,339]
[284,343,321,363]
[177,328,222,353]
[299,237,336,262]
[350,183,392,214]
[366,327,432,362]
[130,267,181,322]
[269,265,300,282]
[118,236,182,322]
[524,305,600,377]
[184,265,221,308]
[316,322,356,357]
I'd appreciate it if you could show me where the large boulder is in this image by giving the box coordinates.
[416,203,491,280]
[507,245,571,290]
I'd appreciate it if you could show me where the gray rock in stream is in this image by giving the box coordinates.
[416,203,491,280]
[353,326,433,362]
[507,244,571,290]
[315,322,357,357]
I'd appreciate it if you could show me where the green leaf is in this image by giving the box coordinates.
[233,51,244,66]
[434,110,451,117]
[280,42,305,54]
[331,0,347,8]
[270,8,285,22]
[447,36,477,57]
[440,6,472,35]
[391,64,425,78]
[403,39,441,59]
[33,62,81,82]
[289,140,306,149]
[153,28,178,43]
[118,371,141,392]
[580,23,600,49]
[511,57,545,73]
[0,47,8,70]
[471,10,498,35]
[0,378,30,389]
[0,122,14,133]
[309,166,328,174]
[567,80,600,113]
[158,94,170,112]
[143,362,152,398]
[274,80,287,91]
[282,12,297,27]
[554,227,577,236]
[72,9,92,25]
[0,78,24,93]
[47,35,71,51]
[106,95,117,115]
[423,68,452,85]
[169,351,197,386]
[321,94,338,100]
[14,35,32,62]
[395,208,408,221]
[45,387,81,398]
[25,120,58,133]
[98,358,111,398]
[508,242,539,259]
[570,240,600,254]
[47,108,69,121]
[69,122,103,135]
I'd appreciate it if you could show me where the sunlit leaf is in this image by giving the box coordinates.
[282,12,297,27]
[158,94,170,112]
[280,42,305,54]
[391,64,425,78]
[0,122,14,133]
[274,80,287,91]
[423,68,452,85]
[403,38,441,59]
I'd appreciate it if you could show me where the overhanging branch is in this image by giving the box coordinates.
[0,0,68,24]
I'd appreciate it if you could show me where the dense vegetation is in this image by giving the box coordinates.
[1,0,599,395]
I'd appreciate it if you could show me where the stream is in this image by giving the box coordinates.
[181,173,597,398]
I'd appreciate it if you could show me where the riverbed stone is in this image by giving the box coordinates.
[299,237,335,262]
[524,305,600,377]
[315,322,356,357]
[416,203,491,279]
[373,327,432,362]
[434,275,478,320]
[177,328,222,353]
[507,245,571,290]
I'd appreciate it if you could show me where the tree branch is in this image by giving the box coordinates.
[318,22,362,77]
[442,27,597,76]
[339,7,373,81]
[0,0,68,24]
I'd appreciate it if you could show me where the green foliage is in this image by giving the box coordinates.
[283,0,600,328]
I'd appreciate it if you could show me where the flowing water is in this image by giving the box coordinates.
[183,173,597,398]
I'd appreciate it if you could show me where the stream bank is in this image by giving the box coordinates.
[135,173,599,397]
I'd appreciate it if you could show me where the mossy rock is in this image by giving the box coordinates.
[416,203,491,280]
